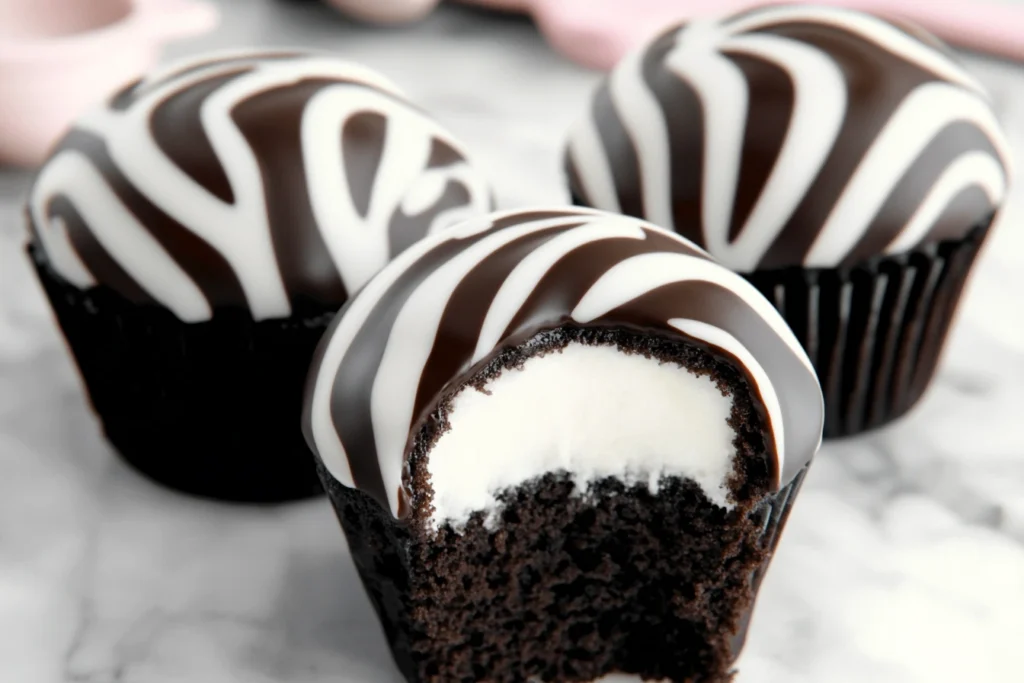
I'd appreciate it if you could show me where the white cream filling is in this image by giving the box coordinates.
[425,342,738,529]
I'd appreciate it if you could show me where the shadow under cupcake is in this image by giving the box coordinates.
[565,5,1013,438]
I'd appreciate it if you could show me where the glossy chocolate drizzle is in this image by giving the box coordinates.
[567,7,1010,271]
[303,208,824,517]
[28,51,492,322]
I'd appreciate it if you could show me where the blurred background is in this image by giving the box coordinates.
[1,1,1024,682]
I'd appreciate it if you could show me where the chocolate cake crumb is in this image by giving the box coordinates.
[321,326,781,683]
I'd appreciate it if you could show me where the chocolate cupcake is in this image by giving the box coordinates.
[565,6,1012,437]
[303,207,823,682]
[27,50,492,502]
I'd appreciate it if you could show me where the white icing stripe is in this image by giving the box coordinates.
[31,52,491,322]
[405,163,468,216]
[29,157,97,289]
[370,216,588,513]
[571,249,812,375]
[471,219,647,363]
[30,151,211,322]
[669,318,784,475]
[301,86,388,295]
[309,211,524,488]
[807,83,1006,267]
[565,116,622,213]
[885,151,1007,254]
[420,163,493,235]
[302,85,468,294]
[708,32,847,271]
[609,45,676,230]
[666,20,749,255]
[724,5,985,94]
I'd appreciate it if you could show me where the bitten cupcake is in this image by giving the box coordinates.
[303,208,823,682]
[27,50,492,502]
[565,6,1012,438]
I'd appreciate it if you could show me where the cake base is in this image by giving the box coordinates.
[30,245,334,503]
[325,469,806,683]
[319,326,806,682]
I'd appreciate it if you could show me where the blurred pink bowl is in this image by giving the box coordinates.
[0,0,218,168]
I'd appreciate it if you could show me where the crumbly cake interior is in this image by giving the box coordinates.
[324,326,778,683]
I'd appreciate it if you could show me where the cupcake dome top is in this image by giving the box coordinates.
[566,6,1013,272]
[303,207,823,519]
[27,50,493,323]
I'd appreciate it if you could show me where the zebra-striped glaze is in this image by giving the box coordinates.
[566,6,1012,272]
[28,50,493,322]
[303,208,824,517]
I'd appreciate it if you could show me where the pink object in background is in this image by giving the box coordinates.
[0,0,218,168]
[460,0,1024,70]
[324,0,443,24]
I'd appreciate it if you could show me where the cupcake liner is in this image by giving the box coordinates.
[317,462,418,681]
[29,245,335,503]
[731,463,810,660]
[745,225,989,439]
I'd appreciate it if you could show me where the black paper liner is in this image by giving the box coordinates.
[318,465,418,682]
[319,461,812,681]
[29,245,336,503]
[730,463,809,662]
[745,225,989,439]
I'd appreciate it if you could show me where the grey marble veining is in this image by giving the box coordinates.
[2,2,1024,682]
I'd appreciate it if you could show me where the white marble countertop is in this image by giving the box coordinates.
[3,1,1024,681]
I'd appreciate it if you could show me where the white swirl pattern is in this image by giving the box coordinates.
[304,208,824,517]
[29,52,492,322]
[567,6,1012,272]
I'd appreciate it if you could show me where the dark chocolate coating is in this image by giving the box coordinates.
[566,7,1010,271]
[303,208,824,515]
[28,51,492,322]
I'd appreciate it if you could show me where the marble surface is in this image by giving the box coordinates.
[3,1,1024,681]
